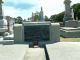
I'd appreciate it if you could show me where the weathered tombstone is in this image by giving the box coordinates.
[14,22,60,44]
[63,0,72,22]
[60,0,80,38]
[63,0,79,27]
[0,0,7,36]
[6,16,14,34]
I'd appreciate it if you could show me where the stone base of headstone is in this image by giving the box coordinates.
[0,40,14,45]
[65,20,78,27]
[60,27,80,38]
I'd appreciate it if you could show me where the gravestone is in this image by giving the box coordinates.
[60,0,80,38]
[63,0,80,27]
[63,0,72,23]
[0,0,7,36]
[24,25,49,42]
[14,22,60,44]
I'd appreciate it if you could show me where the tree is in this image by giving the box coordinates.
[34,15,40,21]
[50,12,64,22]
[50,15,57,22]
[14,16,23,24]
[45,16,49,21]
[49,3,80,22]
[72,3,80,20]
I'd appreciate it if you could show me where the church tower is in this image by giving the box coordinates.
[40,7,44,21]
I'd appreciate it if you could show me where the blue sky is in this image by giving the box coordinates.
[3,0,80,19]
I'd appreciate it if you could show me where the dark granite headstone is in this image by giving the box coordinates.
[24,25,50,42]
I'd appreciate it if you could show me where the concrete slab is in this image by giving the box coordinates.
[46,42,80,60]
[60,27,80,38]
[24,48,46,60]
[0,44,29,60]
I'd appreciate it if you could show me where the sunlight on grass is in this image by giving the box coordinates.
[60,37,80,42]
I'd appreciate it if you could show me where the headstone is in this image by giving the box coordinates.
[63,0,72,23]
[24,24,49,42]
[63,0,79,27]
[6,16,14,34]
[23,22,50,43]
[0,0,7,36]
[14,22,60,44]
[60,0,80,38]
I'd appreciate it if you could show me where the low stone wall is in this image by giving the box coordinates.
[65,20,78,27]
[60,27,80,38]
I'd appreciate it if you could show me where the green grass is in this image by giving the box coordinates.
[60,37,80,42]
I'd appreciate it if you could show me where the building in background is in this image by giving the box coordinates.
[28,7,44,22]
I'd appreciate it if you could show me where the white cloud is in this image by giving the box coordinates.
[2,0,80,19]
[3,0,39,5]
[3,5,40,19]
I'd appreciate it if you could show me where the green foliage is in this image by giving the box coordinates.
[45,16,49,21]
[50,12,64,22]
[49,3,80,22]
[14,16,23,24]
[72,3,80,20]
[34,15,40,21]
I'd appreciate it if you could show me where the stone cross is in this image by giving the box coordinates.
[63,0,73,22]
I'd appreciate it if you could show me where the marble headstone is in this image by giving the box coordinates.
[63,0,72,23]
[0,0,7,36]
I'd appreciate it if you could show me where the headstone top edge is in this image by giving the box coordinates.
[23,22,51,26]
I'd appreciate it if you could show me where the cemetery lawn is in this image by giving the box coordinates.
[60,37,80,42]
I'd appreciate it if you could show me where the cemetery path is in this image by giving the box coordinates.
[24,48,46,60]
